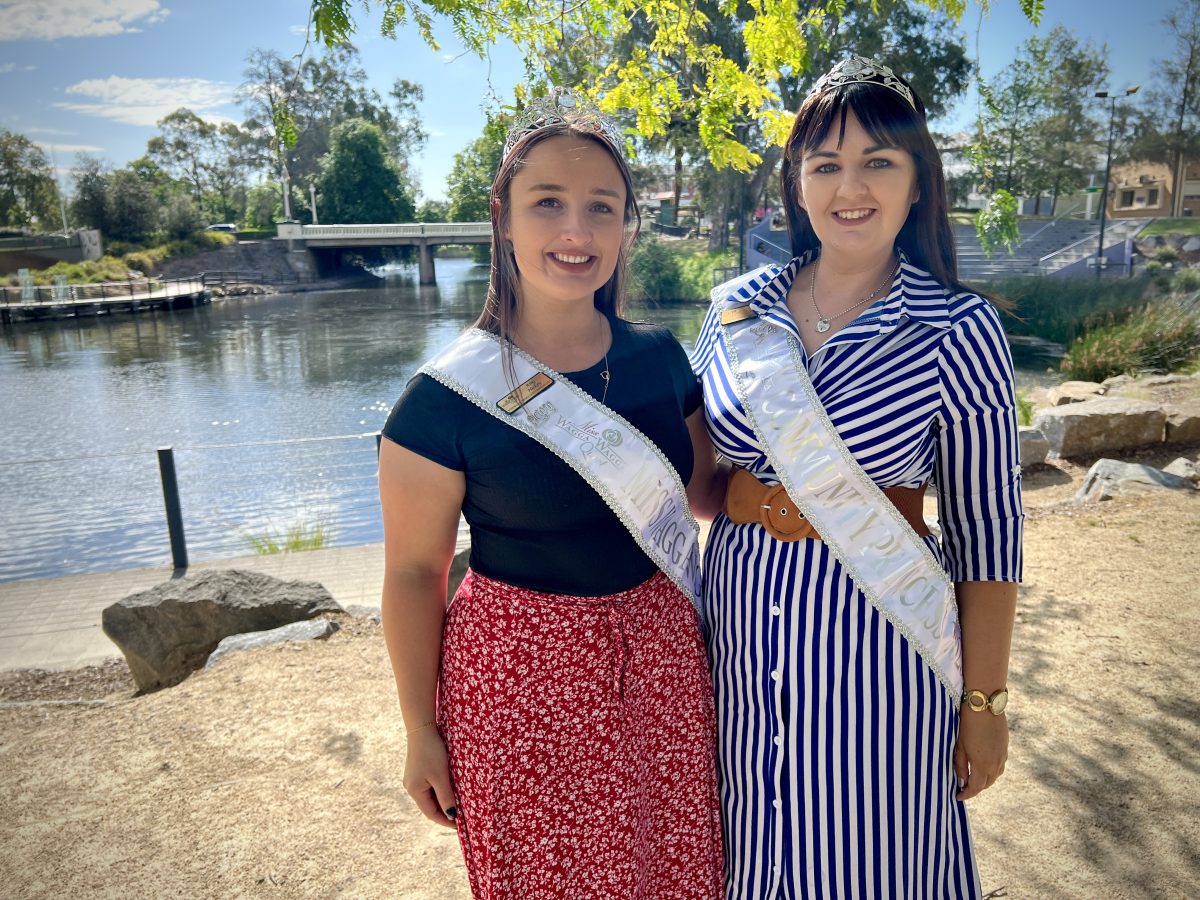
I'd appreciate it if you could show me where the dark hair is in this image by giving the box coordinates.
[780,73,968,294]
[474,117,642,339]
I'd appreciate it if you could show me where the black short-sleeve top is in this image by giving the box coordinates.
[382,317,702,596]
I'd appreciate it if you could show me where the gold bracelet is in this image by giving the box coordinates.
[406,720,438,735]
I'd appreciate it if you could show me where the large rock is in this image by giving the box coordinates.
[1163,457,1200,484]
[1046,381,1104,406]
[102,569,342,692]
[1019,427,1050,467]
[1033,398,1166,457]
[1076,459,1197,502]
[1164,401,1200,444]
[205,618,339,670]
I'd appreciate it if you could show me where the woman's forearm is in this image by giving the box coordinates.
[956,580,1018,694]
[381,569,449,729]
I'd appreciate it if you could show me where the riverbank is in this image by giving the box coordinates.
[1,448,1197,898]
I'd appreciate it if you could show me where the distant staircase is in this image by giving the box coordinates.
[742,216,1153,281]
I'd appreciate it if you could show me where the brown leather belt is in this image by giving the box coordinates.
[723,467,931,542]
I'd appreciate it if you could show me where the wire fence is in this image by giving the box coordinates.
[0,431,402,584]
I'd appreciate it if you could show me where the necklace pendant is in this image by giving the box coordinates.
[815,318,831,333]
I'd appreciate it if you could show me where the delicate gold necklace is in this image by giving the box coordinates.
[808,256,898,334]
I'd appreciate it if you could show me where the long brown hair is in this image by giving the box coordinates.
[780,71,968,294]
[473,117,642,340]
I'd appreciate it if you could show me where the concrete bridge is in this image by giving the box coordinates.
[276,222,491,284]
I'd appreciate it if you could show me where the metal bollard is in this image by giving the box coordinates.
[157,447,189,570]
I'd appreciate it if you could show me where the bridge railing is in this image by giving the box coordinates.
[284,222,491,240]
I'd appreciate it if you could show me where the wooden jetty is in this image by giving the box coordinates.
[0,273,266,325]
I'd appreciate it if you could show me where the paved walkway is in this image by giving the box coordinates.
[0,543,389,672]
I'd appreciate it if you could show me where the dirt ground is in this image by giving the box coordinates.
[2,449,1199,899]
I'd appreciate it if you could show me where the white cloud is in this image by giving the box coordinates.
[0,63,14,73]
[0,0,169,41]
[57,76,236,127]
[289,24,309,37]
[38,142,105,155]
[25,126,74,135]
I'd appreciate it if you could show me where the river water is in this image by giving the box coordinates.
[0,259,710,583]
[0,258,1056,584]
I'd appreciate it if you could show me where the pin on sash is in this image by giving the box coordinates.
[497,372,554,413]
[720,305,757,325]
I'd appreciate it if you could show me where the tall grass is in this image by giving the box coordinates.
[3,232,237,286]
[1059,295,1200,381]
[241,520,331,555]
[983,275,1152,346]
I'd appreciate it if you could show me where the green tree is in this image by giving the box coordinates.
[310,0,1028,169]
[147,109,254,222]
[316,119,416,224]
[0,129,62,230]
[159,193,206,240]
[1128,0,1200,216]
[416,198,450,222]
[446,114,508,223]
[104,168,157,242]
[70,155,110,233]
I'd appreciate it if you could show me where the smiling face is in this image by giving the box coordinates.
[501,134,628,311]
[794,109,919,267]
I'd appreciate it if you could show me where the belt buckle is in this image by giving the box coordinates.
[759,484,808,541]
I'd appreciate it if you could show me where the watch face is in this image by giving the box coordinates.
[989,689,1009,715]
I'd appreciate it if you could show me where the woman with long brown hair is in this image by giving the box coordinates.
[378,89,725,899]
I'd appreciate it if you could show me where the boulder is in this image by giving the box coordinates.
[1019,427,1050,467]
[1164,401,1200,444]
[1076,459,1197,502]
[1101,374,1133,392]
[205,618,339,670]
[1033,398,1166,457]
[1183,237,1200,253]
[1046,381,1104,405]
[1163,457,1200,484]
[102,569,342,692]
[1141,375,1194,387]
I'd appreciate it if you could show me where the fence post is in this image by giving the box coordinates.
[157,446,189,570]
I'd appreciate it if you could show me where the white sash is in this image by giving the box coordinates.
[420,328,701,608]
[720,306,962,697]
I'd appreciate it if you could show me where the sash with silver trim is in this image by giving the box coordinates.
[719,304,963,697]
[420,328,702,608]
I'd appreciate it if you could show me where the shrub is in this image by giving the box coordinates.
[628,235,685,302]
[1144,259,1164,273]
[1153,244,1180,263]
[1171,267,1200,294]
[985,275,1151,346]
[1060,296,1200,381]
[1015,391,1035,427]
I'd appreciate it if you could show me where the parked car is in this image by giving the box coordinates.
[205,223,239,233]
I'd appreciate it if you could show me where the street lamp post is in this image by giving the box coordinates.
[1094,85,1139,276]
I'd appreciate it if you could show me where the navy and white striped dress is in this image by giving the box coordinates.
[691,251,1023,900]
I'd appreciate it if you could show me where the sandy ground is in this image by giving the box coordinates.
[2,450,1199,899]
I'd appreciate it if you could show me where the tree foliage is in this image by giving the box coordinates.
[310,0,1031,171]
[316,119,416,224]
[445,114,508,223]
[0,130,61,230]
[973,27,1107,214]
[1127,0,1200,216]
[147,109,255,222]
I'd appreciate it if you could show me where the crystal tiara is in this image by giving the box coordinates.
[807,56,916,110]
[502,87,626,161]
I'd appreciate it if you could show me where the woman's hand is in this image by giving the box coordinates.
[404,727,459,828]
[954,709,1008,801]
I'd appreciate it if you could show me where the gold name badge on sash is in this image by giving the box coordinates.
[720,305,757,325]
[497,372,554,414]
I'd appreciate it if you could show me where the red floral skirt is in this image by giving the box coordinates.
[438,569,723,900]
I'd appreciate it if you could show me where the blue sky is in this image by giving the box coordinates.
[0,0,1181,203]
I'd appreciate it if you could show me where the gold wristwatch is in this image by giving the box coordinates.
[962,688,1009,715]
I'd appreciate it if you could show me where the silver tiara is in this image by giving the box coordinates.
[807,56,916,110]
[502,87,626,160]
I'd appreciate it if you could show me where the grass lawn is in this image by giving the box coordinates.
[1140,217,1200,236]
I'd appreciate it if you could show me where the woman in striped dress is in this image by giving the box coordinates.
[692,58,1022,899]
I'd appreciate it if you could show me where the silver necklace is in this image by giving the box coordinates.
[809,256,898,334]
[598,315,611,405]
